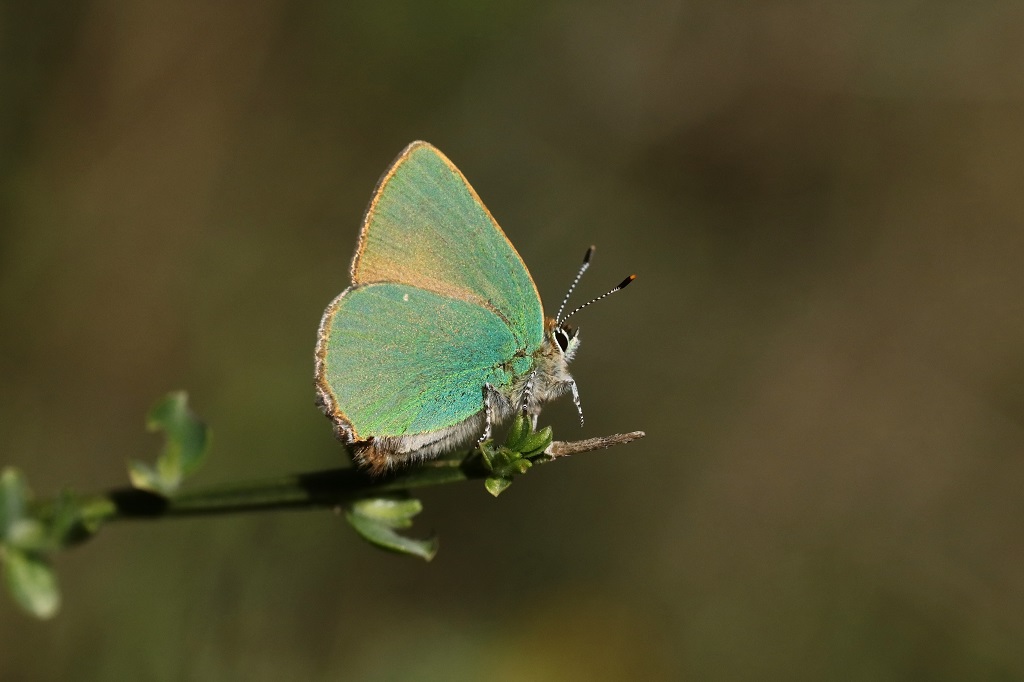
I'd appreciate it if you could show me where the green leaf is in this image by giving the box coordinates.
[519,426,553,458]
[147,391,210,481]
[484,476,513,497]
[0,469,62,617]
[127,461,164,494]
[345,512,438,561]
[129,392,210,495]
[503,413,530,451]
[2,549,60,619]
[0,468,29,541]
[478,440,497,470]
[348,496,423,529]
[0,468,50,552]
[491,449,532,478]
[344,495,437,561]
[475,418,553,495]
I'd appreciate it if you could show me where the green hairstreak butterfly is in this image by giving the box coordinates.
[315,141,634,474]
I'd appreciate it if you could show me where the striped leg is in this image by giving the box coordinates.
[521,371,540,429]
[479,383,496,444]
[570,379,583,426]
[520,371,537,414]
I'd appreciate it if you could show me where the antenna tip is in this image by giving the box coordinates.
[584,245,595,263]
[617,274,636,289]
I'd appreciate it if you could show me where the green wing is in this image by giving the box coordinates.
[351,141,544,351]
[319,283,518,439]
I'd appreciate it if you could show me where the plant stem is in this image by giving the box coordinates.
[109,458,472,520]
[52,431,645,526]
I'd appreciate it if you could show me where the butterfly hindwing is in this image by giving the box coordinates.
[319,282,518,440]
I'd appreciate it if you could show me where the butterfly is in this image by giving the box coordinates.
[315,141,633,475]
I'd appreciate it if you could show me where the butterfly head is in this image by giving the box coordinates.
[529,317,580,406]
[527,252,633,425]
[544,244,630,368]
[552,321,580,361]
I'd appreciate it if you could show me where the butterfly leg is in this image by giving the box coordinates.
[520,371,540,430]
[520,371,537,413]
[570,379,584,426]
[478,383,497,444]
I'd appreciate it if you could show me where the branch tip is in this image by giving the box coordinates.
[545,431,646,458]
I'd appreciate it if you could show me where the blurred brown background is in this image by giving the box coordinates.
[3,1,1024,679]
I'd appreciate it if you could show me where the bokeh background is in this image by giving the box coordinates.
[3,1,1024,679]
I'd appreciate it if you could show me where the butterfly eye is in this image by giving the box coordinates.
[554,327,571,353]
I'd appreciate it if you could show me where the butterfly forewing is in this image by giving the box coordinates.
[352,142,544,350]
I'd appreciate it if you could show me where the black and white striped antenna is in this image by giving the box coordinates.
[555,246,594,323]
[558,274,635,324]
[555,246,635,325]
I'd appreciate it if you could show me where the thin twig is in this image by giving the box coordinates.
[546,431,646,458]
[50,431,645,527]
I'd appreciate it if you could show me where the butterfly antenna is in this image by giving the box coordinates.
[559,274,636,324]
[555,246,595,324]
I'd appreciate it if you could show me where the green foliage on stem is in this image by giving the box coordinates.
[345,496,438,561]
[340,414,557,556]
[0,469,59,618]
[3,548,59,619]
[2,391,210,619]
[477,414,553,497]
[1,390,640,618]
[128,391,211,495]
